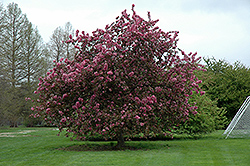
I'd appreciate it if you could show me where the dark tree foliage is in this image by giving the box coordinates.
[202,57,250,120]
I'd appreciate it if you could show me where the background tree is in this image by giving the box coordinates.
[0,3,29,88]
[0,3,29,126]
[47,22,75,62]
[31,5,205,148]
[201,57,250,120]
[0,68,9,126]
[22,23,44,87]
[0,2,3,29]
[0,3,4,74]
[39,46,52,77]
[63,22,75,60]
[0,3,47,126]
[0,3,6,126]
[21,22,47,126]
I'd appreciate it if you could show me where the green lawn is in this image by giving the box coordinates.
[0,126,249,166]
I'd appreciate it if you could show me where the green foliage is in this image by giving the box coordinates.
[202,57,250,120]
[175,92,228,136]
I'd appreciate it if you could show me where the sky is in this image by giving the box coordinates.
[1,0,250,67]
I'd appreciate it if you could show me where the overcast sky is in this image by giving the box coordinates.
[1,0,250,67]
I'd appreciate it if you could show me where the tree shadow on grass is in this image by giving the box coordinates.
[57,141,169,151]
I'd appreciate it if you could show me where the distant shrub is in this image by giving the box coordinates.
[23,116,43,127]
[174,92,228,136]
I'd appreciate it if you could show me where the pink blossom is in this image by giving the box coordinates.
[172,78,177,82]
[135,115,140,119]
[76,102,81,108]
[155,87,162,92]
[151,95,157,103]
[107,71,113,75]
[135,97,140,102]
[192,111,198,115]
[94,72,99,76]
[146,105,152,110]
[78,97,83,102]
[192,83,197,87]
[141,98,148,104]
[106,76,112,82]
[63,94,68,99]
[196,80,202,84]
[200,91,205,95]
[103,63,108,70]
[81,61,86,66]
[128,72,134,77]
[91,94,96,99]
[61,117,66,123]
[76,29,79,37]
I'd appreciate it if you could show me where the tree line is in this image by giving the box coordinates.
[0,3,75,126]
[200,57,250,120]
[1,2,249,134]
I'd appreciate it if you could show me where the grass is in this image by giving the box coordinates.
[0,126,250,166]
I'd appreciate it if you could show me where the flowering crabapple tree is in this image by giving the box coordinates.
[31,5,205,148]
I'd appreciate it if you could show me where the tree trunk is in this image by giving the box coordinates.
[10,121,18,127]
[116,131,126,149]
